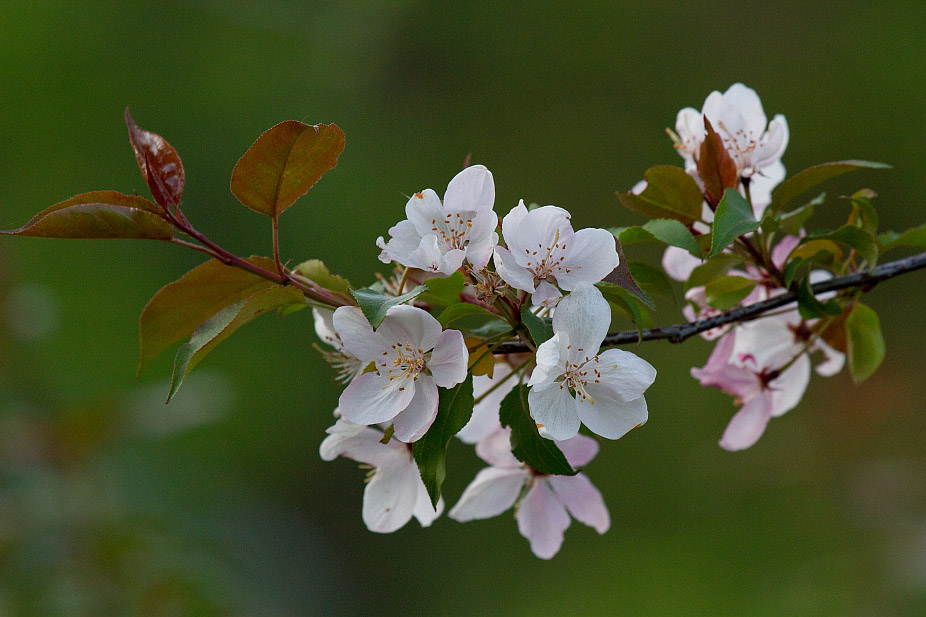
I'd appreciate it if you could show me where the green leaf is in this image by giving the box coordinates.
[421,271,465,306]
[627,261,675,300]
[704,276,758,311]
[616,218,702,257]
[499,385,576,476]
[521,306,554,347]
[616,166,704,224]
[803,224,877,265]
[796,276,842,320]
[2,191,174,240]
[350,285,426,328]
[601,238,654,309]
[437,302,502,330]
[777,193,824,235]
[125,109,185,208]
[845,189,879,236]
[880,224,926,252]
[710,189,759,257]
[413,375,475,507]
[845,302,885,383]
[293,259,351,296]
[597,283,655,330]
[138,256,278,374]
[168,286,304,401]
[686,253,744,289]
[770,160,891,214]
[230,121,345,217]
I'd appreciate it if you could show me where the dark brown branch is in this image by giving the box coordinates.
[493,252,926,354]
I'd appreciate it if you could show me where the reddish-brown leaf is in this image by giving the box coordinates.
[230,121,345,217]
[697,118,738,207]
[125,108,185,208]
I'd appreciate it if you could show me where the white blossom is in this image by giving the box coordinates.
[527,282,656,441]
[494,201,619,306]
[376,165,498,275]
[313,308,365,383]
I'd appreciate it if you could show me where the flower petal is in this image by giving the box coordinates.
[448,466,527,522]
[517,480,571,559]
[412,479,444,527]
[555,433,599,468]
[457,365,514,444]
[319,419,400,467]
[443,164,495,213]
[475,427,521,468]
[585,348,657,402]
[662,246,701,282]
[405,188,445,239]
[528,381,581,441]
[551,282,610,361]
[378,219,423,266]
[391,375,439,442]
[362,456,420,533]
[768,353,810,417]
[499,200,531,259]
[407,234,444,273]
[494,247,536,292]
[378,305,443,353]
[719,390,774,452]
[530,280,562,307]
[333,306,385,361]
[338,371,415,426]
[554,228,620,289]
[528,332,567,390]
[576,391,648,440]
[549,473,610,533]
[428,329,468,388]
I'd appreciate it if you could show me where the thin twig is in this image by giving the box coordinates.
[493,252,926,354]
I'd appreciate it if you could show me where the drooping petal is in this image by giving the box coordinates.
[549,473,610,534]
[555,433,599,468]
[576,392,648,440]
[554,228,620,290]
[551,282,610,362]
[517,480,571,560]
[753,114,789,172]
[585,348,657,402]
[691,331,760,400]
[428,329,468,388]
[362,456,420,533]
[338,371,416,426]
[333,306,386,361]
[528,382,581,441]
[377,305,443,353]
[814,339,845,377]
[768,353,811,417]
[312,307,339,348]
[718,390,774,452]
[412,479,444,527]
[474,427,521,468]
[319,419,400,467]
[494,246,537,292]
[448,466,527,522]
[407,234,444,273]
[392,375,439,442]
[443,164,495,213]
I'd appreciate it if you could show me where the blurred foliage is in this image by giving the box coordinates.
[2,1,926,615]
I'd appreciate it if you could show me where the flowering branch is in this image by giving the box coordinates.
[493,252,926,353]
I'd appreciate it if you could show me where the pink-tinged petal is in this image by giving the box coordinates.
[405,188,445,239]
[362,456,420,533]
[586,348,656,402]
[555,228,620,289]
[475,427,521,468]
[378,305,443,352]
[378,219,423,265]
[517,480,571,559]
[412,478,444,527]
[437,248,467,275]
[392,375,439,442]
[719,83,767,137]
[528,332,567,391]
[428,329,468,388]
[555,433,599,468]
[731,314,800,372]
[449,466,527,522]
[530,280,562,307]
[444,164,495,213]
[407,234,444,273]
[771,231,800,269]
[549,473,610,533]
[319,419,400,467]
[719,390,774,452]
[577,392,648,440]
[333,306,385,361]
[457,365,514,444]
[528,381,581,441]
[814,339,845,377]
[662,245,702,282]
[338,371,416,426]
[494,247,536,292]
[753,114,789,171]
[552,282,610,361]
[768,353,810,417]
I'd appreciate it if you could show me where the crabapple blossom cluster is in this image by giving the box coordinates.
[7,85,909,561]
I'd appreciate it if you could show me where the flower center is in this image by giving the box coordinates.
[559,352,602,404]
[380,341,428,387]
[431,211,475,251]
[523,228,576,280]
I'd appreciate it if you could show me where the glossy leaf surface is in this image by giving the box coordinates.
[125,109,185,207]
[616,166,704,224]
[710,189,759,257]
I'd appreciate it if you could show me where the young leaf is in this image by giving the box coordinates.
[770,160,890,214]
[350,285,426,328]
[880,224,926,252]
[138,257,278,374]
[845,189,879,236]
[465,338,495,378]
[778,193,824,235]
[697,117,738,207]
[616,219,701,257]
[597,283,655,330]
[797,276,842,320]
[845,302,885,383]
[293,259,351,295]
[627,261,675,300]
[421,271,465,306]
[704,276,757,311]
[803,225,877,265]
[413,374,475,507]
[686,253,744,289]
[521,306,554,347]
[168,286,305,401]
[710,189,759,257]
[499,385,576,476]
[125,108,185,208]
[230,121,345,217]
[437,302,500,329]
[616,166,704,224]
[2,191,173,240]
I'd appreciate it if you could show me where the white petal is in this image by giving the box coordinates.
[362,457,420,533]
[517,480,571,559]
[494,247,536,292]
[554,228,620,289]
[552,282,610,361]
[499,200,531,260]
[338,371,415,426]
[412,479,444,527]
[719,390,774,452]
[720,83,767,137]
[378,305,443,353]
[405,188,445,239]
[753,114,789,171]
[549,473,610,533]
[319,419,399,466]
[585,348,657,402]
[449,467,527,522]
[814,339,845,377]
[428,329,468,388]
[437,248,467,275]
[312,307,339,347]
[527,332,567,390]
[530,280,562,307]
[392,375,439,442]
[731,314,800,372]
[407,234,444,273]
[457,366,514,444]
[520,206,573,261]
[577,392,648,440]
[378,219,423,265]
[662,245,701,282]
[528,381,581,441]
[333,306,385,361]
[475,427,521,468]
[444,164,495,213]
[555,433,599,468]
[768,353,810,417]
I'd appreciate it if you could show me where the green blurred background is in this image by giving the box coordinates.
[2,1,926,615]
